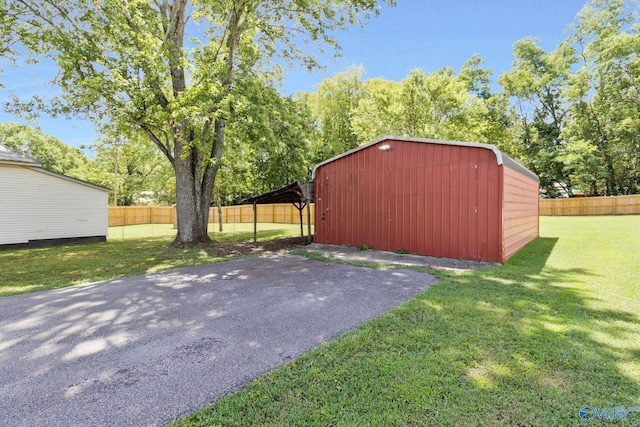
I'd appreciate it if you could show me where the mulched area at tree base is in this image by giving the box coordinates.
[199,237,310,258]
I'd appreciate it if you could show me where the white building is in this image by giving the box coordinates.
[0,144,109,248]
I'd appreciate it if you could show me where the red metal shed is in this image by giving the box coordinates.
[313,137,539,263]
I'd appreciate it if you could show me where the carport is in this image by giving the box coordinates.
[244,181,314,242]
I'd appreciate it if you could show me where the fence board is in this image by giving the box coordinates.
[539,195,640,216]
[109,204,316,226]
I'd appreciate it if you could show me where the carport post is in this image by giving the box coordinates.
[299,202,304,237]
[253,202,257,243]
[306,198,312,243]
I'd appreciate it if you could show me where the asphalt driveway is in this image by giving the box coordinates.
[0,254,436,426]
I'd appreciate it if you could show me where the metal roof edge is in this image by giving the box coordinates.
[311,137,388,179]
[34,168,111,192]
[499,152,540,183]
[312,136,539,182]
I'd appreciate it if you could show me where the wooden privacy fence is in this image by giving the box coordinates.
[109,196,640,225]
[108,204,316,227]
[539,195,640,216]
[108,206,175,226]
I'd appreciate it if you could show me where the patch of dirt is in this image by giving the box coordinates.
[201,237,310,258]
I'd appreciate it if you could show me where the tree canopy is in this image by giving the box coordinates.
[2,0,394,243]
[0,122,88,178]
[2,0,638,214]
[300,0,640,197]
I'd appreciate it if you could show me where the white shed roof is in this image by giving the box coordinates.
[0,144,43,166]
[0,143,109,192]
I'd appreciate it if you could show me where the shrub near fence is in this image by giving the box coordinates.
[539,195,640,216]
[108,204,315,227]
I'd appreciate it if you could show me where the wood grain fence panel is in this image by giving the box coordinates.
[539,195,640,216]
[110,204,317,226]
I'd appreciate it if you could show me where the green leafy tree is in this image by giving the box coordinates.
[392,67,483,141]
[315,61,514,157]
[218,82,315,203]
[0,122,88,178]
[304,66,365,164]
[87,133,175,206]
[350,77,402,143]
[500,39,576,196]
[3,0,393,244]
[459,54,493,100]
[563,0,640,195]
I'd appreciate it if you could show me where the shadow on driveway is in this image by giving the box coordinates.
[0,254,436,426]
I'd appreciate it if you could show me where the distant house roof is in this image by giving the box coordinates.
[0,144,43,166]
[0,143,110,192]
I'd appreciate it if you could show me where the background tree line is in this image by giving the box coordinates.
[2,0,638,212]
[303,0,640,198]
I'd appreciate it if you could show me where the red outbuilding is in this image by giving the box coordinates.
[313,136,539,263]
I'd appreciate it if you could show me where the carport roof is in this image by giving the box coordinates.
[244,181,314,205]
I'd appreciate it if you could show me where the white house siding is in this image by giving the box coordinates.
[0,165,108,245]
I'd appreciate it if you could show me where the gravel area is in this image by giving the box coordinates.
[303,243,499,271]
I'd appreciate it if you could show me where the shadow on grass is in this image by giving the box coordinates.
[0,238,224,297]
[370,237,640,425]
[210,228,301,243]
[175,236,640,426]
[1,228,305,297]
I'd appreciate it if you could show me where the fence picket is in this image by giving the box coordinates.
[539,195,640,216]
[109,204,316,226]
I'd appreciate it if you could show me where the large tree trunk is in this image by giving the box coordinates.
[172,118,225,245]
[173,155,210,244]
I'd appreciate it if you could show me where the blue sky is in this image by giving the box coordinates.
[0,0,588,153]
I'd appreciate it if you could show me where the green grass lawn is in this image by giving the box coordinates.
[171,216,640,426]
[1,217,638,425]
[107,222,312,242]
[0,223,304,297]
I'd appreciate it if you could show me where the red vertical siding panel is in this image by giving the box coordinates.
[477,150,502,262]
[476,150,489,261]
[494,166,504,262]
[402,144,410,252]
[425,144,435,255]
[458,147,470,260]
[441,146,452,258]
[383,146,390,251]
[392,145,400,251]
[404,144,421,252]
[502,165,539,261]
[491,155,503,262]
[362,149,369,246]
[361,149,369,248]
[344,154,351,246]
[449,146,460,259]
[314,138,536,263]
[470,151,479,260]
[432,144,442,256]
[416,147,426,256]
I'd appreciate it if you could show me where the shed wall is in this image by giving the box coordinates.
[0,165,108,245]
[501,165,539,261]
[314,139,503,262]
